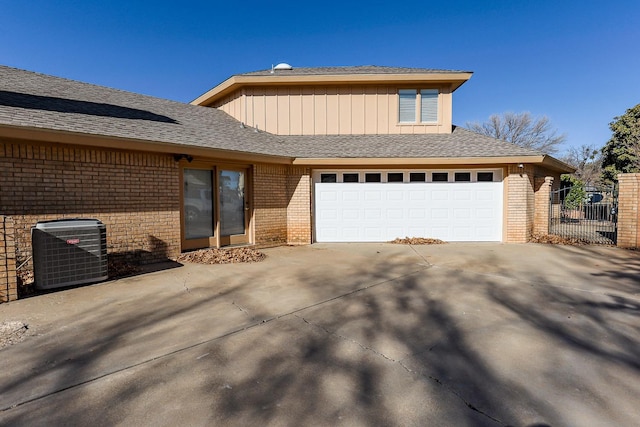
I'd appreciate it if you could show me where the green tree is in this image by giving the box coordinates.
[466,111,566,154]
[601,104,640,183]
[561,175,586,209]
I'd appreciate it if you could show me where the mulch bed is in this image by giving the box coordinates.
[176,247,266,264]
[390,237,447,245]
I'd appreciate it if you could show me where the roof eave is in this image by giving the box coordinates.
[0,124,294,165]
[541,155,576,174]
[191,72,473,106]
[292,155,546,166]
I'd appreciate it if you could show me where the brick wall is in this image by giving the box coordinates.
[0,141,181,267]
[505,164,535,242]
[253,164,289,246]
[0,216,17,302]
[287,167,312,244]
[533,176,554,235]
[253,164,312,246]
[617,173,640,249]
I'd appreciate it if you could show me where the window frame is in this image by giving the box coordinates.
[398,88,439,124]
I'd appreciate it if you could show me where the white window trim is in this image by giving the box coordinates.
[397,89,440,124]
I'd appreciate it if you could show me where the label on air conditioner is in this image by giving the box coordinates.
[66,238,80,245]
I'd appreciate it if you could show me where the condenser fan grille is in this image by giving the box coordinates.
[32,219,108,289]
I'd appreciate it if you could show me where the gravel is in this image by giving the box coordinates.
[0,321,29,349]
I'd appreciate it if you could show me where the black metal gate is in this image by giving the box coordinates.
[549,184,618,244]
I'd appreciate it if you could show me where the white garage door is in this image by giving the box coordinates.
[314,179,503,242]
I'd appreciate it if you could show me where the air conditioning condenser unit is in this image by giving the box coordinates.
[32,219,108,290]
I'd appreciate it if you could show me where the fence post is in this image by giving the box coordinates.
[617,173,640,249]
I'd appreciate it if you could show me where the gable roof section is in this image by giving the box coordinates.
[0,65,290,162]
[191,65,473,106]
[0,65,573,172]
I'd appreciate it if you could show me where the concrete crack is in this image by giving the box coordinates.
[232,301,253,320]
[299,315,504,425]
[429,375,504,425]
[296,315,397,363]
[408,244,433,267]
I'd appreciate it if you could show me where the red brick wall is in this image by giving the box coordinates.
[617,173,640,249]
[0,215,17,302]
[0,141,181,266]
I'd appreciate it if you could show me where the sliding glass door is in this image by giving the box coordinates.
[181,166,249,250]
[219,169,248,245]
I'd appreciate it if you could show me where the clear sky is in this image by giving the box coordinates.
[1,0,638,155]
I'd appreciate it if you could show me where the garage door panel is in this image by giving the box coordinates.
[315,182,502,242]
[342,209,359,220]
[387,209,404,220]
[364,191,382,201]
[342,191,360,202]
[320,209,338,220]
[454,208,471,219]
[409,191,426,201]
[432,190,449,200]
[409,209,426,219]
[431,208,449,219]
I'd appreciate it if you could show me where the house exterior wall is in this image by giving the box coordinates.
[617,173,640,249]
[505,165,560,242]
[253,164,289,247]
[0,215,17,302]
[533,176,554,235]
[214,85,453,135]
[286,167,312,244]
[252,164,312,247]
[505,164,536,243]
[0,140,182,268]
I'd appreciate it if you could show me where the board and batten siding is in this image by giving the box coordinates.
[213,85,453,135]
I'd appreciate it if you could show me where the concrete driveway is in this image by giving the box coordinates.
[1,243,639,426]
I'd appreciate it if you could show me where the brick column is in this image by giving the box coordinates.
[1,216,18,302]
[505,164,535,243]
[533,176,554,235]
[287,167,312,245]
[617,173,640,249]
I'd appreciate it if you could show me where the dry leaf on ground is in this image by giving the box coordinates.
[390,237,447,245]
[529,234,589,245]
[176,247,266,264]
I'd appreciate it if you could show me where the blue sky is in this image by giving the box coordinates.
[1,0,638,155]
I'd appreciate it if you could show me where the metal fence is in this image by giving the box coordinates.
[549,184,618,244]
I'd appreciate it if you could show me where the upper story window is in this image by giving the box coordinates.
[398,89,438,124]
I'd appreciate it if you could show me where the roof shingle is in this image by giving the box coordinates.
[0,65,542,161]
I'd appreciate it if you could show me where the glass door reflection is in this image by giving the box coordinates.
[220,170,246,238]
[183,169,214,240]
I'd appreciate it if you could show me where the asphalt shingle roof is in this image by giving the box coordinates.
[239,65,471,77]
[280,128,542,158]
[0,65,542,160]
